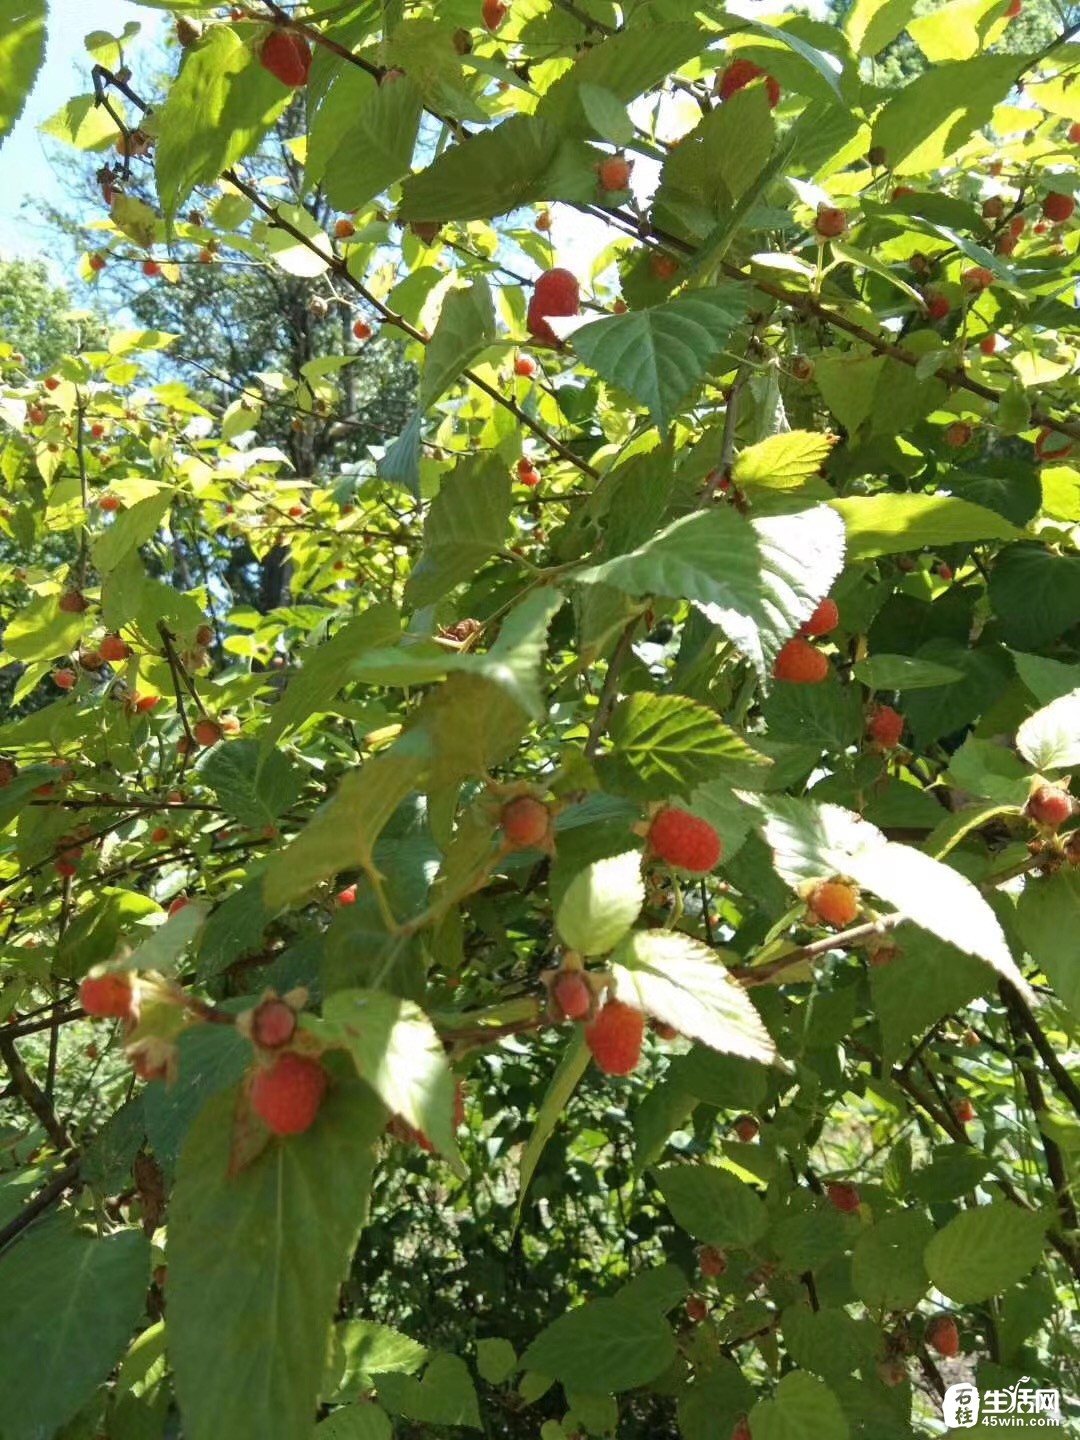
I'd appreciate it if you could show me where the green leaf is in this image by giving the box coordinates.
[476,1338,517,1386]
[263,203,333,278]
[611,931,776,1063]
[852,653,964,691]
[92,490,172,573]
[924,1203,1047,1304]
[0,1217,149,1440]
[521,1299,676,1394]
[845,0,916,57]
[870,54,1020,174]
[168,1076,385,1440]
[781,1304,882,1385]
[517,1032,591,1224]
[571,287,746,433]
[419,280,496,409]
[263,732,430,908]
[1016,689,1080,772]
[577,84,634,146]
[733,431,834,491]
[749,1371,849,1440]
[55,887,161,980]
[328,1319,428,1401]
[40,93,119,150]
[1015,872,1080,1024]
[375,1354,481,1430]
[556,851,644,956]
[871,929,1002,1062]
[678,1359,755,1440]
[110,1320,169,1440]
[317,989,460,1163]
[322,73,423,212]
[317,1404,393,1440]
[653,1161,768,1249]
[851,1210,934,1310]
[831,493,1019,558]
[404,453,511,609]
[198,740,303,828]
[908,0,1004,64]
[154,26,290,220]
[4,592,89,663]
[657,84,775,228]
[989,544,1080,650]
[0,0,46,152]
[399,115,595,222]
[598,692,767,801]
[577,504,846,679]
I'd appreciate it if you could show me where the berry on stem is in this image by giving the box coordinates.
[648,806,722,874]
[953,1097,975,1125]
[867,704,904,749]
[927,1314,960,1358]
[53,669,76,690]
[251,998,297,1050]
[194,718,224,748]
[500,794,552,849]
[808,879,860,928]
[734,1115,759,1143]
[685,1296,708,1323]
[258,28,312,87]
[699,1245,727,1277]
[251,1051,328,1135]
[552,970,592,1021]
[773,637,829,684]
[1042,191,1075,223]
[1027,783,1072,828]
[945,421,973,447]
[80,971,137,1020]
[827,1181,860,1213]
[799,597,839,636]
[526,268,580,345]
[482,0,508,29]
[814,205,847,239]
[597,154,632,193]
[514,355,536,377]
[585,1000,645,1075]
[717,58,780,108]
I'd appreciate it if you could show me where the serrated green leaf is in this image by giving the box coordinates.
[537,23,709,134]
[853,653,964,691]
[870,53,1020,174]
[92,490,171,573]
[0,1,46,152]
[598,692,768,800]
[376,1354,481,1429]
[831,493,1019,558]
[749,1372,849,1440]
[198,740,303,828]
[1015,872,1080,1023]
[321,73,422,211]
[521,1299,675,1394]
[475,1338,517,1386]
[1016,689,1080,772]
[654,1161,768,1248]
[733,431,834,491]
[924,1204,1047,1304]
[405,454,511,608]
[419,280,495,409]
[851,1210,933,1310]
[556,851,643,955]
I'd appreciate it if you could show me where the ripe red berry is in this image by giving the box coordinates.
[649,252,679,281]
[1009,215,1026,238]
[585,1000,645,1075]
[58,588,87,614]
[717,58,780,108]
[731,1418,752,1440]
[827,1181,860,1213]
[944,421,973,447]
[337,883,358,905]
[526,268,580,345]
[867,704,904,748]
[89,423,105,440]
[773,637,829,684]
[979,334,999,355]
[1027,784,1072,828]
[685,1296,708,1323]
[891,186,916,201]
[962,266,994,292]
[288,504,305,518]
[251,998,297,1050]
[142,259,161,278]
[500,794,551,849]
[99,633,130,663]
[1042,191,1075,223]
[53,669,76,690]
[982,196,1005,220]
[44,376,60,391]
[134,693,160,713]
[99,495,122,513]
[552,970,592,1021]
[1069,121,1080,145]
[808,880,860,928]
[937,562,954,581]
[799,597,839,637]
[597,155,632,193]
[927,1314,960,1358]
[334,218,356,239]
[648,807,722,874]
[258,28,311,87]
[734,1115,759,1143]
[55,859,78,878]
[482,0,508,28]
[353,319,372,341]
[89,253,106,272]
[953,1097,975,1125]
[28,404,47,425]
[194,718,223,748]
[80,971,136,1020]
[150,826,170,843]
[251,1051,328,1135]
[925,289,951,320]
[518,467,541,487]
[514,355,536,377]
[535,209,552,232]
[168,896,188,916]
[996,235,1015,257]
[699,1245,727,1278]
[814,206,847,239]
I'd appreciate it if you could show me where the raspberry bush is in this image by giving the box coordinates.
[1,2,1079,1438]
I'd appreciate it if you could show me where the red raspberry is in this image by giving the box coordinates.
[937,562,954,581]
[194,718,223,748]
[1042,191,1075,223]
[814,206,847,239]
[552,971,591,1021]
[258,28,311,87]
[99,634,130,663]
[597,155,632,192]
[80,972,137,1020]
[168,896,188,916]
[944,421,973,447]
[979,334,999,355]
[1070,121,1080,144]
[982,196,1005,220]
[53,669,76,690]
[773,637,829,684]
[1009,215,1026,238]
[867,704,904,748]
[717,58,780,108]
[150,826,170,843]
[731,1419,752,1440]
[334,218,356,239]
[808,880,860,928]
[650,253,679,281]
[585,1000,645,1075]
[337,883,358,905]
[891,186,915,201]
[1027,784,1072,828]
[352,319,373,341]
[699,1245,727,1277]
[134,693,160,712]
[733,1115,759,1143]
[925,289,951,320]
[827,1181,860,1213]
[500,795,551,849]
[44,376,60,391]
[526,268,580,345]
[1034,427,1073,462]
[962,266,993,292]
[514,356,536,377]
[953,1097,975,1125]
[799,597,839,636]
[142,260,161,279]
[685,1296,708,1323]
[251,1052,327,1135]
[482,0,508,28]
[252,998,297,1049]
[927,1314,960,1358]
[648,807,722,874]
[59,589,88,613]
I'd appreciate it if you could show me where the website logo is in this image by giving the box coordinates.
[943,1378,1064,1428]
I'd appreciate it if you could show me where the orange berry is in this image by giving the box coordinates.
[552,970,592,1021]
[827,1181,860,1212]
[535,209,552,232]
[514,355,536,377]
[258,27,311,87]
[717,58,780,108]
[151,826,170,843]
[808,880,860,928]
[648,806,722,874]
[251,998,297,1050]
[979,334,999,355]
[80,971,136,1020]
[927,1314,960,1358]
[99,633,130,663]
[685,1295,708,1323]
[814,205,847,239]
[53,669,76,690]
[352,319,373,341]
[334,218,356,239]
[481,0,508,29]
[193,718,223,748]
[962,266,994,292]
[336,884,358,905]
[585,1000,645,1075]
[1034,427,1073,462]
[168,896,188,916]
[1042,191,1075,223]
[597,155,632,193]
[925,289,951,320]
[867,704,904,748]
[251,1052,327,1135]
[526,268,580,345]
[799,597,839,636]
[944,421,973,447]
[773,637,829,684]
[699,1245,727,1277]
[499,794,551,849]
[953,1098,975,1125]
[649,252,679,281]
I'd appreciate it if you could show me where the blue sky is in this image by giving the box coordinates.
[0,0,163,263]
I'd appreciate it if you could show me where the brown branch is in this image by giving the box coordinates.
[0,1035,73,1152]
[584,620,639,759]
[1003,981,1080,1118]
[1004,985,1079,1234]
[0,1161,81,1256]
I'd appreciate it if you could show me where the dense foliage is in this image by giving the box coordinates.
[1,1,1080,1438]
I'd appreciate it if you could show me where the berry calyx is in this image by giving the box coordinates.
[80,971,137,1020]
[251,998,297,1050]
[648,806,722,874]
[193,718,224,748]
[526,268,581,345]
[514,355,536,377]
[552,970,592,1021]
[827,1181,860,1213]
[597,154,632,193]
[773,637,829,684]
[808,879,860,928]
[867,704,904,749]
[585,999,645,1075]
[944,421,973,447]
[258,28,311,87]
[500,794,552,849]
[699,1245,727,1278]
[482,0,508,29]
[99,633,130,663]
[717,58,780,108]
[733,1115,759,1143]
[814,205,847,239]
[53,669,76,690]
[953,1097,975,1125]
[799,597,839,636]
[1042,191,1075,223]
[250,1051,328,1135]
[927,1314,960,1358]
[1027,783,1072,828]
